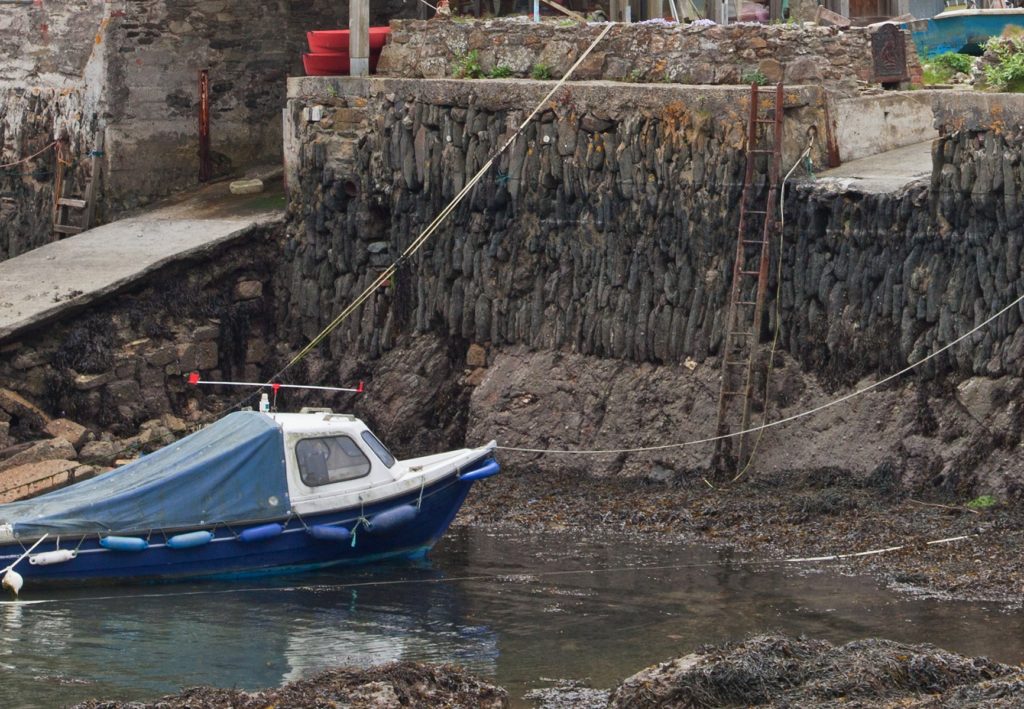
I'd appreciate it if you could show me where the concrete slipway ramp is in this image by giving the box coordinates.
[0,179,285,343]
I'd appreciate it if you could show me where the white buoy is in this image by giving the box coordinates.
[2,569,23,597]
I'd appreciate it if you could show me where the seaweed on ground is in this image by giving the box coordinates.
[608,634,1023,708]
[71,662,508,709]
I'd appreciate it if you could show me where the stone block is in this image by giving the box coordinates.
[467,343,487,368]
[234,280,263,301]
[146,344,176,367]
[74,371,114,391]
[229,178,264,195]
[194,325,220,342]
[80,440,117,466]
[44,418,89,450]
[246,338,269,364]
[0,438,78,473]
[11,349,48,370]
[758,58,784,83]
[196,341,219,370]
[162,413,188,434]
[174,343,197,372]
[0,388,50,428]
[106,379,142,405]
[0,459,78,503]
[785,56,824,83]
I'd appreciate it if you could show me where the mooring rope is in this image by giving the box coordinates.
[0,531,974,605]
[497,286,1024,455]
[211,23,616,416]
[0,140,57,169]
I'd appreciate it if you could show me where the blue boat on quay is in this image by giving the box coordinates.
[906,8,1024,58]
[0,410,499,593]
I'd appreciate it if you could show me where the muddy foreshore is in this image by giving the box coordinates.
[458,461,1024,609]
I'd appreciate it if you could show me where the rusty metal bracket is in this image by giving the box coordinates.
[198,69,211,182]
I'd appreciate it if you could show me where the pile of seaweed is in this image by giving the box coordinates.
[608,634,1024,708]
[72,662,508,709]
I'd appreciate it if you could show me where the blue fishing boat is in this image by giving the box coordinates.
[906,8,1024,58]
[0,410,498,592]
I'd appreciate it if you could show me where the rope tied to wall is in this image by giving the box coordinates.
[232,23,616,410]
[0,140,57,170]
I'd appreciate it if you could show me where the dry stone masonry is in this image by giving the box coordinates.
[379,19,923,89]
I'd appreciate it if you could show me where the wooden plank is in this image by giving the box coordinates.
[57,198,87,209]
[539,0,587,23]
[84,130,103,229]
[53,224,83,235]
[350,0,369,76]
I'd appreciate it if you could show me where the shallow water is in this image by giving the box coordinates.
[0,526,1021,707]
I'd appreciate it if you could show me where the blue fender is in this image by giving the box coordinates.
[238,523,284,543]
[166,530,214,549]
[100,536,149,552]
[366,504,418,533]
[308,524,352,543]
[460,459,500,482]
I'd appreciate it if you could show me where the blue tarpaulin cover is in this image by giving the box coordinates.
[0,412,288,539]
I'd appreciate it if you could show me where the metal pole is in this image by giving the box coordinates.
[198,69,211,182]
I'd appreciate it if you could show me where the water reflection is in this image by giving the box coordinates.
[0,527,1021,708]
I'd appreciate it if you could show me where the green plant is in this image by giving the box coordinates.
[966,495,998,510]
[922,51,974,84]
[625,68,645,83]
[935,51,974,74]
[531,62,552,80]
[452,50,484,79]
[983,37,1024,91]
[488,64,514,78]
[741,69,769,86]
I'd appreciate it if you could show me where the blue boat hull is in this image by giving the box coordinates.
[907,10,1024,58]
[0,470,483,587]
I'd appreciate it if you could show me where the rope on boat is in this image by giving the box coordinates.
[496,286,1024,455]
[215,23,617,415]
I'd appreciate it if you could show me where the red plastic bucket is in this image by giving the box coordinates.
[307,27,390,53]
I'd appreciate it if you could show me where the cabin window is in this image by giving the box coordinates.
[361,430,396,468]
[296,436,371,487]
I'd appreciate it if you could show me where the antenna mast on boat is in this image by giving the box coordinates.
[187,372,364,411]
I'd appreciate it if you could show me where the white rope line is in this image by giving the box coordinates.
[0,532,973,605]
[498,288,1024,455]
[0,534,48,575]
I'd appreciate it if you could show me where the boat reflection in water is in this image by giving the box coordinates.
[0,560,498,707]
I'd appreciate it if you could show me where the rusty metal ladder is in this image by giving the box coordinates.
[713,82,783,473]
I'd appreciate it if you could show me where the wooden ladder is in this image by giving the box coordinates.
[53,132,103,238]
[713,83,784,474]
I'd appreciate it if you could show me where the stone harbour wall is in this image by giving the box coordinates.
[283,78,1024,383]
[379,18,924,90]
[276,75,1024,493]
[0,0,354,255]
[0,223,284,446]
[282,78,833,363]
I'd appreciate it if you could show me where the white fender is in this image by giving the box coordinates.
[29,549,77,566]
